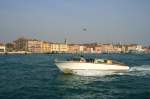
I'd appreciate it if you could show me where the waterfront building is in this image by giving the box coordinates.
[68,44,79,53]
[83,44,94,53]
[68,44,85,53]
[79,45,85,52]
[85,47,94,53]
[42,41,51,53]
[136,45,144,52]
[51,43,68,53]
[51,43,59,53]
[12,37,146,54]
[0,43,6,53]
[27,40,43,53]
[100,44,114,53]
[126,44,137,52]
[83,43,97,53]
[144,47,150,53]
[13,38,28,51]
[94,46,102,53]
[113,44,127,53]
[125,44,144,53]
[14,38,45,53]
[58,43,68,53]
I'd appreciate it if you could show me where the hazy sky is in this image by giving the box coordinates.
[0,0,150,45]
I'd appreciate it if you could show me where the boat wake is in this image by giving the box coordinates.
[71,65,150,77]
[129,65,150,71]
[128,65,150,76]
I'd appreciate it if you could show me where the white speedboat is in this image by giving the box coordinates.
[54,57,129,75]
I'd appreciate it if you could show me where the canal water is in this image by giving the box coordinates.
[0,53,150,99]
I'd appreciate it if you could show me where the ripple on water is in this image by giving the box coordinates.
[0,54,150,99]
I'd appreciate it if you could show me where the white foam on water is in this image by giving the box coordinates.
[128,65,150,76]
[73,70,118,77]
[129,65,150,71]
[67,65,150,77]
[73,65,150,77]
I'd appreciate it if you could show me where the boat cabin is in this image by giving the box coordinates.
[68,56,125,65]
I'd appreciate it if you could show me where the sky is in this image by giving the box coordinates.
[0,0,150,45]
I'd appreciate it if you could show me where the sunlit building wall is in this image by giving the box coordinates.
[0,44,6,53]
[27,40,43,53]
[51,43,68,53]
[68,44,85,53]
[42,42,51,53]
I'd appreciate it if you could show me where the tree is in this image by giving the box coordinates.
[5,43,15,52]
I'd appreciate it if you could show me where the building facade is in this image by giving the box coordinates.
[27,40,43,53]
[12,37,145,54]
[68,44,85,53]
[42,42,51,53]
[0,44,5,53]
[51,43,68,53]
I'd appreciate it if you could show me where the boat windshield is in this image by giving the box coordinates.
[94,59,106,64]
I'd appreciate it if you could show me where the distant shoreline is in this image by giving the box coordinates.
[0,52,149,56]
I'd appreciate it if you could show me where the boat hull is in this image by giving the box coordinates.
[55,62,129,75]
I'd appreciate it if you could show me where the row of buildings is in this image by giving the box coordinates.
[12,38,68,53]
[0,37,149,54]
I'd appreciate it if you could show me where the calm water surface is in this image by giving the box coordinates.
[0,53,150,99]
